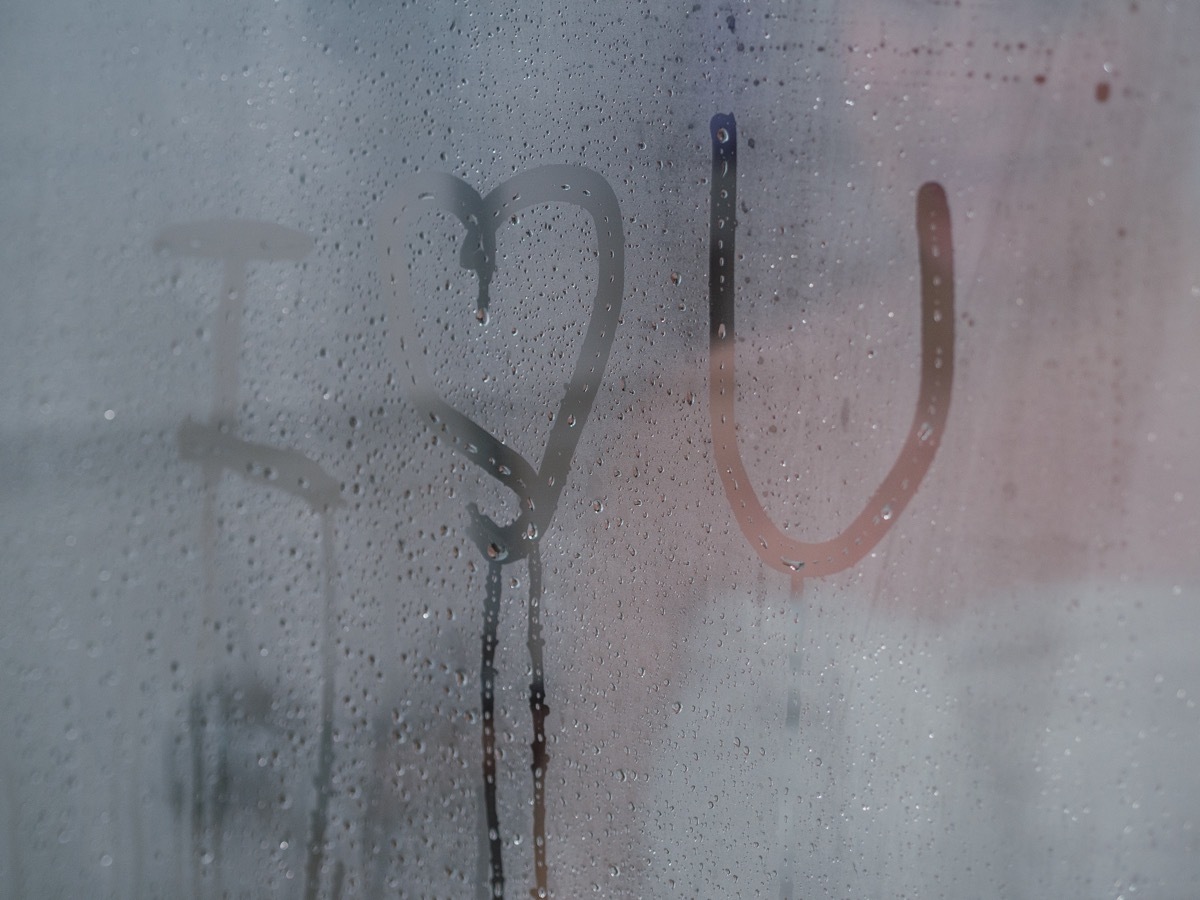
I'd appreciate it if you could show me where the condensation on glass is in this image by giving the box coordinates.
[2,1,1199,898]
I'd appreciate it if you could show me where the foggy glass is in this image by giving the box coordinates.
[2,0,1199,897]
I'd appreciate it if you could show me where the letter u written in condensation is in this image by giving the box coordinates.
[707,113,956,580]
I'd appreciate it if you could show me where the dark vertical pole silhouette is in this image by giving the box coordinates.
[707,112,955,898]
[377,166,623,899]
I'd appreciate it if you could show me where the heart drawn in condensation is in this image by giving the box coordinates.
[377,167,624,562]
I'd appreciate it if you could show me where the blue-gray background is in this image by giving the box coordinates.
[3,0,1199,896]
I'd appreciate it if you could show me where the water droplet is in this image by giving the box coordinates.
[917,422,934,442]
[475,307,489,325]
[591,499,604,513]
[717,323,727,339]
[715,127,730,143]
[880,504,893,521]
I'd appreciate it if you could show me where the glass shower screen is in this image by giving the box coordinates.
[3,1,1199,897]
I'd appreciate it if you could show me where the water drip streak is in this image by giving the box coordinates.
[187,691,205,900]
[777,574,806,900]
[527,546,550,899]
[186,686,232,900]
[212,690,231,900]
[481,560,505,898]
[303,512,339,900]
[192,419,220,900]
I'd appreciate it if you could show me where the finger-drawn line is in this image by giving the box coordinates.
[472,539,550,900]
[155,221,312,428]
[378,166,623,900]
[377,167,623,562]
[178,423,344,510]
[526,544,549,897]
[303,514,340,900]
[481,559,504,898]
[157,220,342,900]
[709,114,955,577]
[707,112,955,899]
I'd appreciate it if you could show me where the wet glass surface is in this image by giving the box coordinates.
[3,1,1200,897]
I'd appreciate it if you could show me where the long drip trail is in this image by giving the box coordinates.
[482,559,505,898]
[303,512,339,900]
[191,257,244,900]
[527,546,550,899]
[189,267,240,900]
[187,690,205,900]
[474,547,551,900]
[777,574,806,900]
